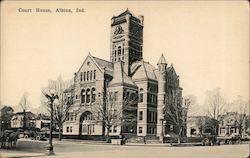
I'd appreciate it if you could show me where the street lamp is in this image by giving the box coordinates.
[44,89,59,155]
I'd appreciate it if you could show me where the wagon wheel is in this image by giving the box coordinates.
[203,138,210,146]
[228,140,232,144]
[36,136,41,141]
[24,135,29,139]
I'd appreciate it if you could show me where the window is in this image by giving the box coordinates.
[80,72,83,81]
[93,70,96,80]
[81,89,85,103]
[114,92,118,101]
[70,113,73,121]
[139,93,143,102]
[91,88,96,103]
[87,71,89,81]
[90,71,92,80]
[82,125,87,133]
[75,113,77,120]
[118,46,121,56]
[66,113,69,121]
[84,72,86,81]
[163,95,166,104]
[139,127,143,133]
[113,126,117,133]
[139,111,143,121]
[70,126,72,132]
[86,88,91,103]
[66,126,69,133]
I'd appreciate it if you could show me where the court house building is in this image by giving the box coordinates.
[63,9,183,139]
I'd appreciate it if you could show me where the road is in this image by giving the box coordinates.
[1,139,249,158]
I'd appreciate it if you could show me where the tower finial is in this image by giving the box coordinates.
[157,53,167,65]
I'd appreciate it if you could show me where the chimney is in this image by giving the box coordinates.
[112,61,124,84]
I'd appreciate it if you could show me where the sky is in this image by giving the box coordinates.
[1,1,249,113]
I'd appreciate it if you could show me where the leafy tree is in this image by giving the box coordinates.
[0,106,14,131]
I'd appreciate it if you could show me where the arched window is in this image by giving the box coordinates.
[90,71,92,80]
[93,70,96,80]
[115,50,117,57]
[122,48,124,55]
[118,46,121,56]
[80,72,83,81]
[91,88,96,103]
[87,71,89,81]
[81,89,85,103]
[84,72,86,81]
[86,88,91,103]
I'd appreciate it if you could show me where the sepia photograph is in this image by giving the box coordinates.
[0,1,249,158]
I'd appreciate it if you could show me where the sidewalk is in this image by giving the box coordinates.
[0,149,45,158]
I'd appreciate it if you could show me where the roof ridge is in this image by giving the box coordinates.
[92,56,113,64]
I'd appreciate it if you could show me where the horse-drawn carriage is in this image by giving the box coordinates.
[0,130,19,148]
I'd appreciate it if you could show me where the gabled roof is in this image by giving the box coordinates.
[15,111,34,115]
[92,56,113,70]
[167,64,177,77]
[157,54,167,65]
[131,60,157,81]
[76,53,113,76]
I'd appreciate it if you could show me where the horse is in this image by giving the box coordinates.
[6,131,19,148]
[0,131,8,148]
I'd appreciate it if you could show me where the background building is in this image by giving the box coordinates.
[11,111,36,130]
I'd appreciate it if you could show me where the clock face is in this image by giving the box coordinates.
[114,25,123,35]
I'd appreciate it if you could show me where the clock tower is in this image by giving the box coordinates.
[110,9,144,76]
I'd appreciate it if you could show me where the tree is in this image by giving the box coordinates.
[232,96,249,137]
[205,88,227,135]
[163,95,194,144]
[17,92,30,129]
[91,90,138,143]
[0,106,14,131]
[41,76,74,140]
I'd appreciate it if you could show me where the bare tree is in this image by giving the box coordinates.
[232,96,249,137]
[41,76,74,140]
[205,88,227,135]
[18,92,30,129]
[91,90,137,143]
[164,95,194,144]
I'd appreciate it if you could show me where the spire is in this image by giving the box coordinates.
[157,54,167,65]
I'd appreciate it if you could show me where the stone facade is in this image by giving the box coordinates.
[63,9,182,138]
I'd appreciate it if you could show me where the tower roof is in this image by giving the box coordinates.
[112,8,132,19]
[157,54,167,65]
